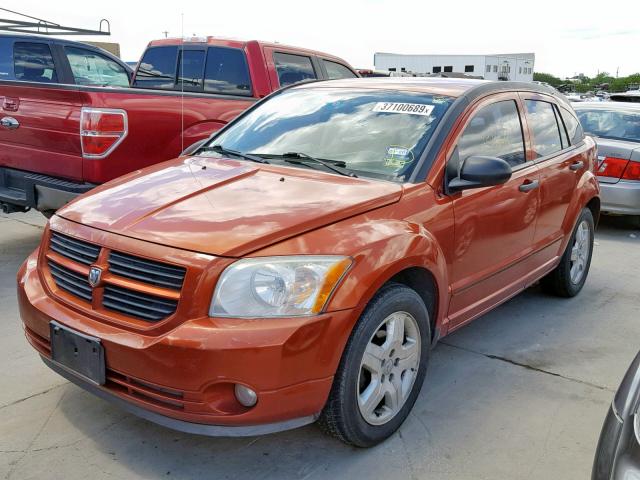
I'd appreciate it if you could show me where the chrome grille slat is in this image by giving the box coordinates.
[108,251,185,290]
[49,232,99,265]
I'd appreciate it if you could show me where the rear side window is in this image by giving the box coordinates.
[274,52,316,87]
[323,60,356,80]
[560,107,585,145]
[204,47,252,96]
[0,38,13,79]
[177,49,205,91]
[14,42,58,83]
[525,100,563,158]
[457,100,526,168]
[134,46,178,89]
[65,47,129,87]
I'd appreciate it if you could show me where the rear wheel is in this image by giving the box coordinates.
[318,284,430,447]
[542,207,594,297]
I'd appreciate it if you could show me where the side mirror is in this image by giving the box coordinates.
[448,155,513,193]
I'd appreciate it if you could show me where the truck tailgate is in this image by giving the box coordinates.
[0,83,84,181]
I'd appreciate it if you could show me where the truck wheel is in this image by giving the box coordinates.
[542,207,594,297]
[318,283,430,447]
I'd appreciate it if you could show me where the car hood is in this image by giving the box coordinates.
[58,157,403,257]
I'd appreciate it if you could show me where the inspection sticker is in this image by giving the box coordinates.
[373,102,434,116]
[384,146,414,168]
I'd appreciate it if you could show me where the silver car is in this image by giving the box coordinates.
[573,102,640,217]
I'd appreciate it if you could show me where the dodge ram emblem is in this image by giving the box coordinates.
[88,267,102,287]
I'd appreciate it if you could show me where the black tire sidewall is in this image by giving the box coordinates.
[336,285,431,447]
[562,208,595,296]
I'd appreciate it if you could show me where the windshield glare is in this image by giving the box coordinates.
[203,87,454,182]
[576,108,640,143]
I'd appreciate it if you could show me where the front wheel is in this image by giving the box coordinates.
[318,284,431,447]
[542,207,595,297]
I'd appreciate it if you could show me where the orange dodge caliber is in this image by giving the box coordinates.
[18,78,600,447]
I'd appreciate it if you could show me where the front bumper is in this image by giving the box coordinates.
[18,250,355,434]
[600,180,640,215]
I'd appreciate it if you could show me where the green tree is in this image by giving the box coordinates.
[533,72,563,86]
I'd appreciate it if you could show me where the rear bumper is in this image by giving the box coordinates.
[600,180,640,215]
[0,167,94,213]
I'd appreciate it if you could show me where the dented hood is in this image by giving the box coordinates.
[58,157,403,257]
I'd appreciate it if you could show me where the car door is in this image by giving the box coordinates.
[520,95,585,267]
[446,94,541,328]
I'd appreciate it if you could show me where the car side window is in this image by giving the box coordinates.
[273,52,316,87]
[525,100,563,158]
[13,42,58,83]
[560,107,585,145]
[0,37,14,79]
[204,47,252,96]
[134,46,178,89]
[456,100,526,169]
[323,60,357,79]
[65,46,130,87]
[554,105,570,148]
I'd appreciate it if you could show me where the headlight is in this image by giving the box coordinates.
[210,256,352,318]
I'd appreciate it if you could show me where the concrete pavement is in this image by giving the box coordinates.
[1,210,639,480]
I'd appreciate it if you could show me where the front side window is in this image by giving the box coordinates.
[525,100,563,158]
[204,87,454,182]
[14,42,58,83]
[204,47,252,95]
[65,47,129,87]
[274,52,316,87]
[456,100,526,168]
[134,46,178,89]
[322,60,356,80]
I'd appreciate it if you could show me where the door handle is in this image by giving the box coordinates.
[519,179,539,192]
[0,116,19,130]
[569,161,584,171]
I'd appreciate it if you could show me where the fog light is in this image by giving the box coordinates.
[234,384,257,407]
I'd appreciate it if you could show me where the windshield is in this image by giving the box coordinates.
[575,108,640,143]
[201,87,454,182]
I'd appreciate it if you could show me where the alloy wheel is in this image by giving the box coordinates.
[357,311,421,425]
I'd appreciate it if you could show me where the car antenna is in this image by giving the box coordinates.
[180,12,185,155]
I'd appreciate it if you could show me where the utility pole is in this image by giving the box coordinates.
[162,30,169,38]
[616,67,619,78]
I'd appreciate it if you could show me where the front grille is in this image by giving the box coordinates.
[103,285,178,322]
[47,260,93,302]
[108,251,186,290]
[46,230,185,323]
[50,232,100,265]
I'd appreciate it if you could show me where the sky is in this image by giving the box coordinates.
[3,0,640,78]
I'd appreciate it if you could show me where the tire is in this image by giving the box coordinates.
[542,207,595,297]
[318,283,431,447]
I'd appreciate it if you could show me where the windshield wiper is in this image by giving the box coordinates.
[199,145,269,164]
[277,152,357,177]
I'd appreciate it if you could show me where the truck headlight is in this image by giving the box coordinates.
[210,256,352,317]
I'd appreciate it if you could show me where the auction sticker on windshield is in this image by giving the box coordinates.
[373,102,434,116]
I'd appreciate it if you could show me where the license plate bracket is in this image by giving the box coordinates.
[50,321,105,385]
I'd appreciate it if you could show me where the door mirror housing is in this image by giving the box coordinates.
[448,155,513,193]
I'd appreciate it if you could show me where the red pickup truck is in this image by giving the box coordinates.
[0,34,358,215]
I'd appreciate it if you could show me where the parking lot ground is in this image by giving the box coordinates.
[1,211,639,480]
